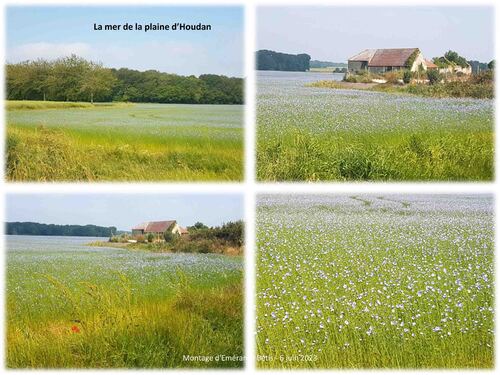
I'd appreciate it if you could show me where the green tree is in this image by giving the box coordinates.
[80,62,117,103]
[402,70,412,84]
[427,69,441,85]
[488,60,495,70]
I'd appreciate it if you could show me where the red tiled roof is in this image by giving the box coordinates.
[368,48,418,67]
[424,59,438,68]
[145,220,176,233]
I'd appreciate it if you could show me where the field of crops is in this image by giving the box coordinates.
[256,194,494,368]
[6,101,243,181]
[257,71,494,181]
[6,235,243,368]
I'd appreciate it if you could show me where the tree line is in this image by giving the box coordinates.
[6,221,117,237]
[256,50,311,72]
[6,55,243,104]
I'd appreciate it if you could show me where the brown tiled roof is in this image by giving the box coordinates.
[145,220,176,233]
[368,48,418,67]
[424,59,438,68]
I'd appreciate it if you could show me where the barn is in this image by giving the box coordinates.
[348,48,430,74]
[132,220,183,239]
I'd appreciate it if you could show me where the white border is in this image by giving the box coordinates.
[0,0,498,374]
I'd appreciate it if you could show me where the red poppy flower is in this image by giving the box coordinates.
[71,325,81,333]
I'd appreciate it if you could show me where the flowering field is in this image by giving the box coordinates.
[256,194,494,368]
[257,71,493,181]
[7,102,243,181]
[6,236,243,368]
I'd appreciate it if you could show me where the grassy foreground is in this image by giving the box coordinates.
[6,101,243,181]
[257,195,494,368]
[257,78,493,181]
[7,237,243,368]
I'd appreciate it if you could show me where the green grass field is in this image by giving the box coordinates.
[256,195,494,369]
[7,236,243,368]
[257,72,494,181]
[6,101,243,181]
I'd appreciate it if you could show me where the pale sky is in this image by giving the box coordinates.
[258,6,494,62]
[6,194,243,231]
[6,6,243,77]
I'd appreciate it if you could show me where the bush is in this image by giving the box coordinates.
[136,235,146,243]
[343,75,357,83]
[147,233,154,243]
[164,230,174,243]
[384,71,403,84]
[403,71,412,84]
[427,70,441,85]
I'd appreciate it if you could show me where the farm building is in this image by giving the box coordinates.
[348,48,431,73]
[132,220,185,239]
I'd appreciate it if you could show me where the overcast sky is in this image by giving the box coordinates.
[6,194,243,231]
[258,6,494,62]
[6,6,243,77]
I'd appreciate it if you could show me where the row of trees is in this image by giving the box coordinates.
[6,222,117,237]
[257,50,311,72]
[6,55,244,104]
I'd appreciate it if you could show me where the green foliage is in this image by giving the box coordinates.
[190,222,209,230]
[256,50,311,72]
[488,60,495,70]
[188,221,244,248]
[427,69,441,85]
[163,230,175,243]
[444,50,469,68]
[402,70,412,84]
[6,55,243,104]
[146,233,154,243]
[405,49,420,69]
[6,221,116,237]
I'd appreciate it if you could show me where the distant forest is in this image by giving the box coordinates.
[310,60,347,68]
[256,50,311,72]
[6,55,243,104]
[6,222,117,237]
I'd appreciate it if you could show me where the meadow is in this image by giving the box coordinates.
[6,235,243,368]
[6,101,243,181]
[257,71,493,181]
[256,194,494,368]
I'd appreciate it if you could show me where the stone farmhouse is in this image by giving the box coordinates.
[132,220,187,240]
[348,48,437,74]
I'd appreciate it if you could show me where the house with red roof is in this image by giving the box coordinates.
[132,220,188,240]
[348,48,433,74]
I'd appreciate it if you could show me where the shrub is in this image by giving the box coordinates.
[427,70,441,85]
[136,235,146,243]
[384,71,402,84]
[343,75,357,83]
[164,230,174,243]
[403,71,412,84]
[147,233,154,243]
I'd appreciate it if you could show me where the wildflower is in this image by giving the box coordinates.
[71,325,80,333]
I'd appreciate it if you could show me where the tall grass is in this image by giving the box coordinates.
[6,101,243,181]
[257,128,493,181]
[7,237,244,368]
